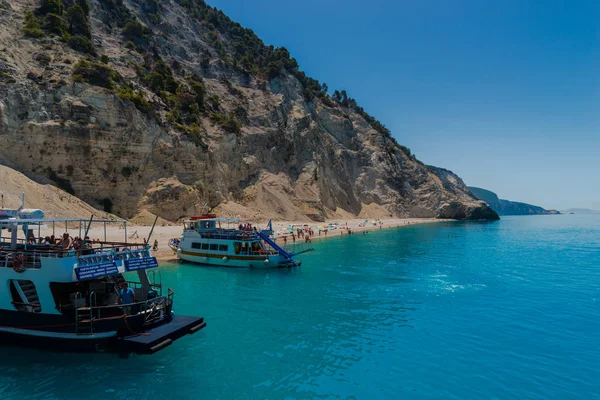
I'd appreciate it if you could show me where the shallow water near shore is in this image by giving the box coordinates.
[1,215,599,399]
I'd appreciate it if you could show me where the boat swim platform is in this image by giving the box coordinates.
[118,315,206,354]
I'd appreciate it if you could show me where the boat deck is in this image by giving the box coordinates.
[118,315,206,354]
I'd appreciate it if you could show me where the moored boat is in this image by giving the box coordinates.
[171,215,308,268]
[0,203,206,354]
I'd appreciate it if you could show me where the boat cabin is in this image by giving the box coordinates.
[0,216,164,317]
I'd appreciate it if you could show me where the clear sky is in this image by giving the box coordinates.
[208,0,599,210]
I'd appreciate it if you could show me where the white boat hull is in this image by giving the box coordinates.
[177,249,298,268]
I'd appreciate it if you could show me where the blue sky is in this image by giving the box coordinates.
[209,0,599,210]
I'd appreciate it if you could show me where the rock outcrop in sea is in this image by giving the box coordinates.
[0,0,498,222]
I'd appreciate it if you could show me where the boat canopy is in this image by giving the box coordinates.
[0,218,125,226]
[183,217,240,224]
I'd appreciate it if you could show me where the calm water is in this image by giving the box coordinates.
[1,215,599,399]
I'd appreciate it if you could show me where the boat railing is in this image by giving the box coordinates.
[74,288,175,334]
[196,229,262,241]
[0,243,151,271]
[0,236,27,244]
[125,279,163,296]
[0,249,68,270]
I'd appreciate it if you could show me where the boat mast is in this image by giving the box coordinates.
[146,216,159,248]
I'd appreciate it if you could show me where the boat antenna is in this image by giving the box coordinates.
[146,215,159,248]
[80,215,94,253]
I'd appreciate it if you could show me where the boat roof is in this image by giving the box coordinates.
[184,217,240,223]
[0,218,125,225]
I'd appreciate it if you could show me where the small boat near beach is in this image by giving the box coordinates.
[0,198,206,354]
[169,215,309,268]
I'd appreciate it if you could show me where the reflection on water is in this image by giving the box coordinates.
[1,215,599,399]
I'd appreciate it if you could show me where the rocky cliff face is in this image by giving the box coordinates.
[0,0,498,222]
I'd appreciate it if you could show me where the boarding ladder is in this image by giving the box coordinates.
[16,280,41,312]
[75,292,97,335]
[256,231,293,260]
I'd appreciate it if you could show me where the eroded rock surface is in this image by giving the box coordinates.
[0,0,498,221]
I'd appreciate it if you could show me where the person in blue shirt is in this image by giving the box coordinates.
[118,282,136,315]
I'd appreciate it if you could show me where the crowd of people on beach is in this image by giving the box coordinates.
[281,227,315,245]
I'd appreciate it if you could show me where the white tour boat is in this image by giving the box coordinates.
[0,195,206,354]
[169,215,310,268]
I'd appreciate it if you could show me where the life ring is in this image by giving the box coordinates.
[13,253,26,273]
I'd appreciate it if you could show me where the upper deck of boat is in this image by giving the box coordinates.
[182,216,267,240]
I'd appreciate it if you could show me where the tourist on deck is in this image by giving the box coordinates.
[58,233,73,249]
[118,282,136,315]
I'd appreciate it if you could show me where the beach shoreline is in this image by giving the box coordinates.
[31,217,445,261]
[103,217,444,261]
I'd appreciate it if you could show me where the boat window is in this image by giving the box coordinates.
[219,244,228,252]
[240,242,248,254]
[201,243,209,250]
[9,279,41,312]
[234,242,241,254]
[191,242,202,249]
[209,244,218,251]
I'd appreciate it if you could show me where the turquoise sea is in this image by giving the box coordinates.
[1,215,599,399]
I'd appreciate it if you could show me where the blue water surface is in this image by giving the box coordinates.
[1,215,599,399]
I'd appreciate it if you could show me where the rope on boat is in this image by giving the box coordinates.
[122,314,149,336]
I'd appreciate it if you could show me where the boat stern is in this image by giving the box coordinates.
[117,314,206,354]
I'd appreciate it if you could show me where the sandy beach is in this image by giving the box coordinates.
[55,217,443,261]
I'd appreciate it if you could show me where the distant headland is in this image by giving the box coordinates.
[468,187,560,216]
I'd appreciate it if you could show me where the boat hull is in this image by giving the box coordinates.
[0,327,116,352]
[178,250,299,268]
[0,310,206,354]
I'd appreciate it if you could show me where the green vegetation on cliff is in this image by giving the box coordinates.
[21,0,395,146]
[174,0,391,138]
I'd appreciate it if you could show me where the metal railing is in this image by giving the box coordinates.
[74,288,175,335]
[0,244,152,271]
